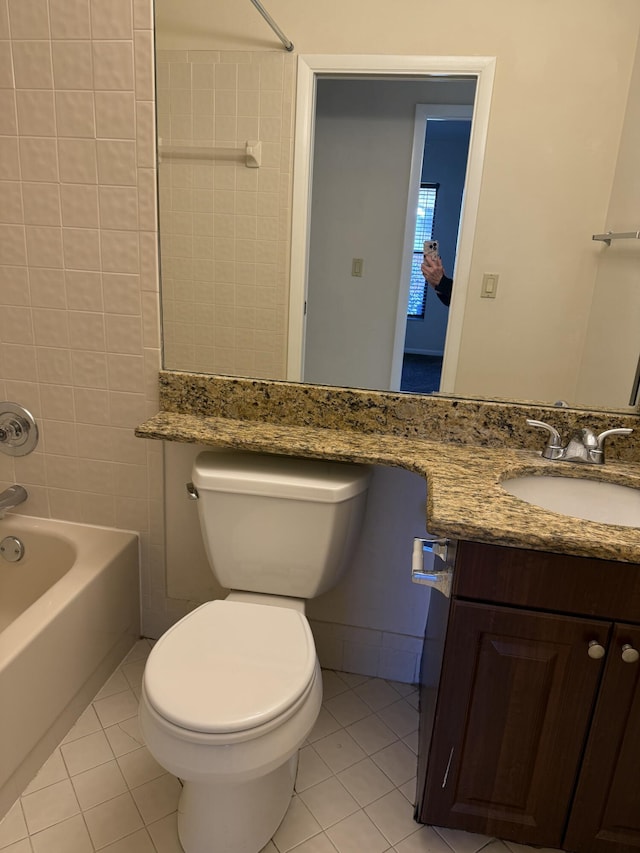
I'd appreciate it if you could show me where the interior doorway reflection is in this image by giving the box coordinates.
[400,114,472,393]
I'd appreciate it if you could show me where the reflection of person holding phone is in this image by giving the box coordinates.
[422,254,453,307]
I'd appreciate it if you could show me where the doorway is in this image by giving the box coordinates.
[287,54,496,393]
[399,108,473,394]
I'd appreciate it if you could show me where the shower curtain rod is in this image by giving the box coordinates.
[249,0,294,51]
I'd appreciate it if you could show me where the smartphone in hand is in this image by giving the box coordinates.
[423,240,439,259]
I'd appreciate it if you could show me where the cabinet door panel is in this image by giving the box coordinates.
[564,623,640,853]
[420,601,607,846]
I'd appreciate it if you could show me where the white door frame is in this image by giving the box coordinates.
[287,54,496,391]
[391,103,474,390]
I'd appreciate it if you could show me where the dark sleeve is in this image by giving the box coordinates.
[434,274,453,307]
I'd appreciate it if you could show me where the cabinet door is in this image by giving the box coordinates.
[564,623,640,853]
[419,600,607,846]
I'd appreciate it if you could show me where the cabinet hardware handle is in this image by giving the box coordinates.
[442,747,454,789]
[621,644,640,664]
[587,640,606,659]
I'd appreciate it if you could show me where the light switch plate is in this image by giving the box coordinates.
[351,258,364,277]
[481,273,499,298]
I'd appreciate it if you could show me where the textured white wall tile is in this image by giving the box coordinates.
[8,0,50,40]
[25,224,63,268]
[16,90,56,136]
[52,41,93,89]
[22,181,61,226]
[29,268,65,307]
[18,137,58,181]
[93,41,134,90]
[61,184,99,227]
[90,0,132,40]
[12,41,53,89]
[55,91,96,137]
[65,269,103,311]
[49,0,90,39]
[57,139,97,183]
[99,185,139,231]
[97,140,137,185]
[95,91,136,139]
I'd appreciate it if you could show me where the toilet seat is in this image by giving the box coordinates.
[143,600,316,735]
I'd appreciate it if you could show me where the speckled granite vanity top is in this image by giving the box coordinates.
[136,372,640,564]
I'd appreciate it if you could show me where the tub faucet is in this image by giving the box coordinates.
[526,419,633,464]
[0,484,28,517]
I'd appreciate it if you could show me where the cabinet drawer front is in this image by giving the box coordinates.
[454,541,640,622]
[422,601,607,845]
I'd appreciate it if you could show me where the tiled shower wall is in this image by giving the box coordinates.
[0,0,178,636]
[156,49,294,379]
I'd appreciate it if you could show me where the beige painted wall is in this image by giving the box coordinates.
[575,37,640,408]
[156,0,640,404]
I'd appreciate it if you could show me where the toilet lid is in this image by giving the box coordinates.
[143,600,316,734]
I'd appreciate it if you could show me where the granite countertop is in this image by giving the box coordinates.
[136,408,640,565]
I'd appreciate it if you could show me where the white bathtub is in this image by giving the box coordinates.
[0,515,140,818]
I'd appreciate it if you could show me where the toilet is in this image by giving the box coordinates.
[139,450,371,853]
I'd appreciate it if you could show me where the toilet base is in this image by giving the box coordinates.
[177,752,298,853]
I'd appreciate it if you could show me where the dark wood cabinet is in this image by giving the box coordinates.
[417,541,640,853]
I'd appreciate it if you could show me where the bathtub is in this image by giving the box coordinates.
[0,515,140,818]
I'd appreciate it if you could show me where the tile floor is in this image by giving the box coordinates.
[0,641,560,853]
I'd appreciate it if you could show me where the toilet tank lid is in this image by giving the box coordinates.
[192,451,371,502]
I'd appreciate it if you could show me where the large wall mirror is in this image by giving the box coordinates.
[155,0,640,412]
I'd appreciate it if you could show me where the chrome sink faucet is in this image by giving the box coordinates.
[526,419,633,464]
[0,484,28,518]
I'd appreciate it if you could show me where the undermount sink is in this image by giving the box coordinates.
[501,475,640,527]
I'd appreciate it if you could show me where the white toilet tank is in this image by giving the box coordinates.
[191,450,371,599]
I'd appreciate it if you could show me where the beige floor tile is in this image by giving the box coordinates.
[272,795,321,852]
[326,809,390,853]
[130,774,181,825]
[100,828,156,852]
[395,824,453,853]
[83,792,144,849]
[365,789,420,846]
[93,689,139,728]
[323,692,371,727]
[346,714,397,755]
[70,760,129,811]
[295,746,333,793]
[94,670,130,702]
[0,801,28,848]
[117,747,166,789]
[21,750,68,796]
[354,679,402,711]
[61,730,115,776]
[376,699,420,739]
[29,814,93,853]
[146,812,182,853]
[336,758,395,807]
[20,779,80,835]
[61,706,103,745]
[312,730,366,774]
[371,740,416,786]
[305,708,342,744]
[299,778,359,830]
[433,826,494,853]
[0,840,32,853]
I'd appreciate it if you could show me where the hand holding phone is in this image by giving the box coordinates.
[423,240,439,259]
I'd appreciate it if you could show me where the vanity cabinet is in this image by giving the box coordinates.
[417,541,640,853]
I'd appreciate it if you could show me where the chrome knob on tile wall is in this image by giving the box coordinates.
[0,402,38,456]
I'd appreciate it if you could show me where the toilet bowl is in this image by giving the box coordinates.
[140,598,323,853]
[139,451,371,853]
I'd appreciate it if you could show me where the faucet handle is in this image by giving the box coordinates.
[593,428,633,464]
[526,419,563,458]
